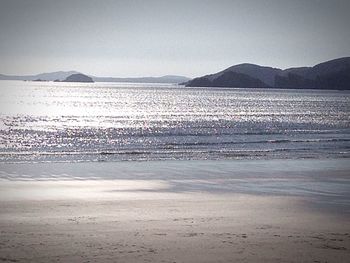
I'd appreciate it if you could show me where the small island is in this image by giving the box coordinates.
[62,73,94,83]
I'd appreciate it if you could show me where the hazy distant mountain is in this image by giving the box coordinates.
[91,75,191,83]
[186,57,350,90]
[0,71,80,81]
[62,73,94,83]
[0,71,190,84]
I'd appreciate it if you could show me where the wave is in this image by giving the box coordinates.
[2,128,350,137]
[0,137,349,155]
[0,144,349,157]
[163,138,350,147]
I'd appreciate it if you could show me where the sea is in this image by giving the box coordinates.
[0,80,349,163]
[1,80,350,208]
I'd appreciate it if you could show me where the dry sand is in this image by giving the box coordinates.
[0,179,349,263]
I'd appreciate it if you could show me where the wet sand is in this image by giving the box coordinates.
[0,159,349,262]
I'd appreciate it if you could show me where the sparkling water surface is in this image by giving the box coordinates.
[0,80,349,163]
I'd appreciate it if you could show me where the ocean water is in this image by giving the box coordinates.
[0,80,349,163]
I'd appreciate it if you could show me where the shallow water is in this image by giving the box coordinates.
[1,159,349,212]
[0,80,349,162]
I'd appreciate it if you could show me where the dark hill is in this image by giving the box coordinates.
[211,63,282,86]
[275,57,350,90]
[186,57,350,90]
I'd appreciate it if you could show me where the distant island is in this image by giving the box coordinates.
[185,57,350,90]
[29,73,94,83]
[0,71,190,84]
[0,71,80,82]
[62,73,94,83]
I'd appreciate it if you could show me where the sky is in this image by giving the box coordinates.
[0,0,350,78]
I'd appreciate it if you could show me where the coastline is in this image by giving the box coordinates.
[0,158,349,262]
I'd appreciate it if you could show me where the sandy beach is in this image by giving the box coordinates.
[0,159,349,262]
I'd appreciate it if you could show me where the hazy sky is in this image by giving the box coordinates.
[1,0,349,77]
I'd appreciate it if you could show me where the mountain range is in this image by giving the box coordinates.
[0,71,190,84]
[185,57,350,90]
[0,71,80,81]
[1,57,349,89]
